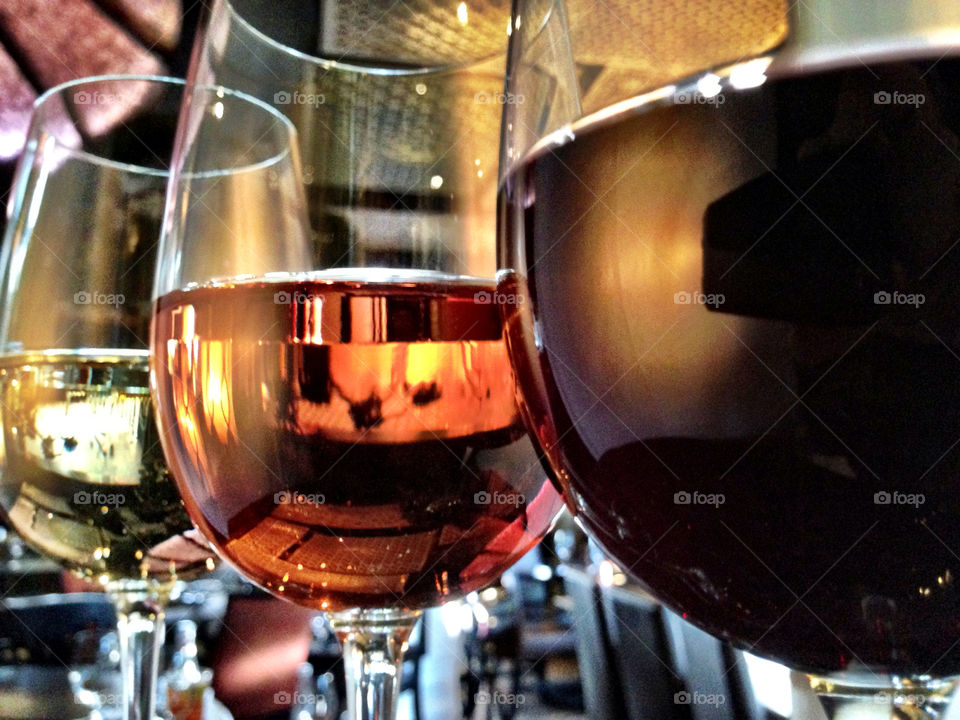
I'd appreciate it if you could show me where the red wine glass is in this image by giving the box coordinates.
[499,0,960,717]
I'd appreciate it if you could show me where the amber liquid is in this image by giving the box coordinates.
[152,274,561,611]
[0,352,214,588]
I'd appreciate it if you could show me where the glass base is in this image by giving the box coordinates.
[811,673,957,719]
[329,608,421,720]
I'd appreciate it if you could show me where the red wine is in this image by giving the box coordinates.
[152,274,561,611]
[500,56,960,675]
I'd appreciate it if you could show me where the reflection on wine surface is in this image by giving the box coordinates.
[500,57,960,675]
[153,273,562,611]
[0,351,213,587]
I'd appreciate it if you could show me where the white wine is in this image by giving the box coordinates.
[0,351,214,588]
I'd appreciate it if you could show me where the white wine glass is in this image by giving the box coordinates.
[0,75,218,720]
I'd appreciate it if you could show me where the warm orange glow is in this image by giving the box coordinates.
[199,341,235,445]
[302,296,324,344]
[288,339,517,441]
[404,342,442,387]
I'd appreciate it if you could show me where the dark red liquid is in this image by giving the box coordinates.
[152,274,561,611]
[500,56,960,675]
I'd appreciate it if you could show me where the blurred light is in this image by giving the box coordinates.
[415,83,427,95]
[696,73,723,98]
[0,129,26,161]
[597,559,626,587]
[430,175,443,189]
[743,653,792,717]
[473,602,489,625]
[729,58,771,89]
[532,564,553,582]
[457,2,468,25]
[598,560,615,586]
[440,600,466,637]
[213,101,224,119]
[405,343,441,387]
[480,587,499,603]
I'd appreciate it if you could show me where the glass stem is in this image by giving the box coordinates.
[811,674,956,720]
[329,607,421,720]
[111,586,170,720]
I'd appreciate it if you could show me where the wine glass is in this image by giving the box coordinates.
[152,6,563,717]
[0,75,217,720]
[499,0,960,717]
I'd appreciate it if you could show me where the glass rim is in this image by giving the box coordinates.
[224,0,505,76]
[30,74,298,178]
